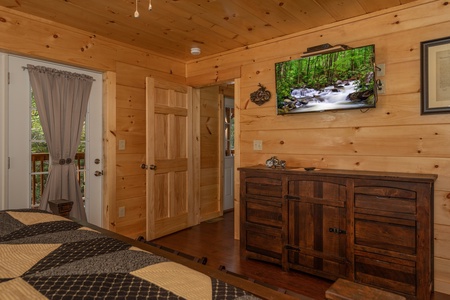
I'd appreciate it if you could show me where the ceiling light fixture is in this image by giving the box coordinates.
[191,47,201,56]
[134,0,139,18]
[134,0,152,18]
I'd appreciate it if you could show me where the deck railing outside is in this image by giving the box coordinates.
[31,152,85,207]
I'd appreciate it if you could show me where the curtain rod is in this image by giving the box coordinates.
[22,65,95,81]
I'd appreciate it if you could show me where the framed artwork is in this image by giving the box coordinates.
[421,36,450,114]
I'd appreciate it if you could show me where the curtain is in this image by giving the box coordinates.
[27,64,94,220]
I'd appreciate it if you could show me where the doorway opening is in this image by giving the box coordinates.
[198,83,235,221]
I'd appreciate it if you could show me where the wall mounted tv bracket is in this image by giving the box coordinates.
[302,43,352,57]
[375,64,386,94]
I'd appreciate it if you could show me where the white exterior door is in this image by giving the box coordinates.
[4,55,103,226]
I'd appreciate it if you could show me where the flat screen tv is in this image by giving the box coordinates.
[275,44,377,115]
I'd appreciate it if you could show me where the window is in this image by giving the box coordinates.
[30,94,48,207]
[224,105,234,157]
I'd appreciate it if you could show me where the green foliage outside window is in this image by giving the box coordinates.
[31,95,86,154]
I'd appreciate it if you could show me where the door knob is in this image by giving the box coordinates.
[94,170,103,177]
[149,164,157,170]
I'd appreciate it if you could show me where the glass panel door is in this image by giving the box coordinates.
[7,55,102,226]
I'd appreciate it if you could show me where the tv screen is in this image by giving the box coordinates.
[275,44,377,115]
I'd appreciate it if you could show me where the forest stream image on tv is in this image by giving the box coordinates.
[275,44,377,115]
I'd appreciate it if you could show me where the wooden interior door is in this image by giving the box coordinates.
[145,77,199,240]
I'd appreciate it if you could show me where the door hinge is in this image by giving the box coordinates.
[8,157,10,169]
[8,72,10,85]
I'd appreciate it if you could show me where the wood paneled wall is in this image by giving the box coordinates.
[187,0,450,294]
[199,86,222,221]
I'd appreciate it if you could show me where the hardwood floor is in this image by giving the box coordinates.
[153,211,450,300]
[153,211,331,299]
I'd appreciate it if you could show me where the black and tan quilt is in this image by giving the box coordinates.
[0,209,262,300]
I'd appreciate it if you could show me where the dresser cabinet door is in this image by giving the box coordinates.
[286,177,348,279]
[353,179,432,299]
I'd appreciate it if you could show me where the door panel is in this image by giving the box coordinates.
[287,177,348,279]
[146,77,198,240]
[7,56,31,209]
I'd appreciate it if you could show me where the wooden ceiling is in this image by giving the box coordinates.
[0,0,418,61]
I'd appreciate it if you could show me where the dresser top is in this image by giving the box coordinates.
[239,165,438,183]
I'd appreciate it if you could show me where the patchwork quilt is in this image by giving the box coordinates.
[0,209,260,300]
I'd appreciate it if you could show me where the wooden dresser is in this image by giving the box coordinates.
[239,166,437,300]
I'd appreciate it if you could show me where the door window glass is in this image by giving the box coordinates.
[224,106,234,157]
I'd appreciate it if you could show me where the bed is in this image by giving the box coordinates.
[0,209,303,300]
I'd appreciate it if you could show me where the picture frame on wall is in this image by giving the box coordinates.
[421,36,450,114]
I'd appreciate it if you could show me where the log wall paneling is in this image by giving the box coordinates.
[435,257,450,295]
[200,86,222,221]
[115,63,148,238]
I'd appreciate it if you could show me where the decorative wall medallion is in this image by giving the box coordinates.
[250,83,271,106]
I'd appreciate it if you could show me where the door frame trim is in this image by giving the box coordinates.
[0,53,8,210]
[103,71,116,230]
[233,78,241,240]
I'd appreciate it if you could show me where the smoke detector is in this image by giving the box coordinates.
[190,47,201,56]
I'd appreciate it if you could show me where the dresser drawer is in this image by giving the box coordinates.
[355,253,416,296]
[244,223,282,260]
[244,176,282,198]
[245,198,282,228]
[354,182,417,215]
[354,214,416,255]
